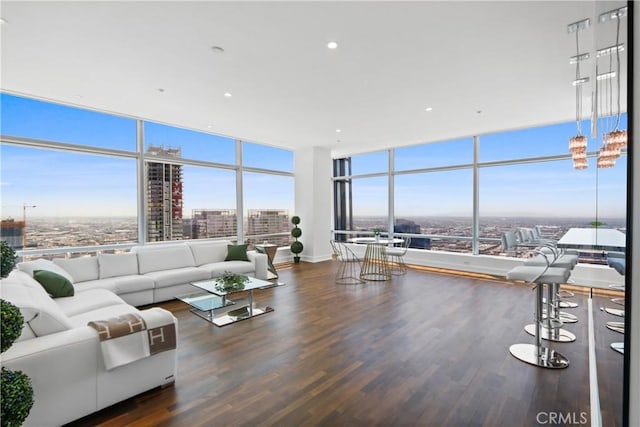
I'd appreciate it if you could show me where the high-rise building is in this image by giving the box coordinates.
[394,219,431,249]
[1,219,26,250]
[246,209,290,246]
[192,209,237,239]
[146,145,183,241]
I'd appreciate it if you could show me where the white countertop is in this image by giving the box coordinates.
[557,227,626,251]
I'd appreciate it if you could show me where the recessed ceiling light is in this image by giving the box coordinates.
[336,139,341,143]
[327,41,338,49]
[336,129,341,133]
[425,107,433,112]
[207,125,213,129]
[476,109,483,114]
[157,88,165,93]
[0,18,7,24]
[224,92,232,98]
[211,46,225,54]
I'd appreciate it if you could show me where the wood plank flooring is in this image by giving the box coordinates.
[66,261,624,427]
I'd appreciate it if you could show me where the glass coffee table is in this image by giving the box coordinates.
[177,276,274,326]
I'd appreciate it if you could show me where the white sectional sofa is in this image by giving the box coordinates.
[0,240,268,426]
[30,240,268,306]
[0,269,178,426]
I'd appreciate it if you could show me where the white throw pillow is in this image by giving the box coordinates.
[17,259,75,284]
[54,257,100,283]
[98,253,139,278]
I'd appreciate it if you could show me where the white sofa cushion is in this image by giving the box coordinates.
[54,257,100,283]
[143,267,209,288]
[187,240,230,266]
[17,258,75,284]
[55,289,128,317]
[98,253,139,279]
[1,279,73,336]
[133,245,196,274]
[198,261,255,277]
[67,304,141,328]
[75,275,155,295]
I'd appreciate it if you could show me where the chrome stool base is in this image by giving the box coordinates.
[558,289,575,298]
[543,298,578,309]
[509,344,569,369]
[558,301,578,308]
[543,310,578,323]
[611,298,625,307]
[525,324,576,342]
[611,342,624,354]
[559,311,578,323]
[604,307,624,317]
[606,321,625,334]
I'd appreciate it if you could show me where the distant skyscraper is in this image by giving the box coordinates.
[247,209,290,246]
[146,145,183,241]
[1,219,26,250]
[394,218,431,249]
[192,209,237,239]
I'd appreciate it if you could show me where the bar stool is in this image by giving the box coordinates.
[523,250,579,342]
[507,265,572,369]
[515,231,579,310]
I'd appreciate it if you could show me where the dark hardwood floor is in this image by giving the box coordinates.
[67,261,624,427]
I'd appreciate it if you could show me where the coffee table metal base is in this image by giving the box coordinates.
[210,305,274,326]
[179,277,276,326]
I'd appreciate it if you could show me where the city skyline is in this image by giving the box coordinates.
[10,214,626,259]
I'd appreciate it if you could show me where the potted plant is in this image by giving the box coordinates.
[214,271,249,292]
[1,299,34,426]
[290,216,303,263]
[1,241,17,278]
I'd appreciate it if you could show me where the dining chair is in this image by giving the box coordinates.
[384,237,411,275]
[330,240,364,284]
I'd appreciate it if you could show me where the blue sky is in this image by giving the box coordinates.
[1,93,294,218]
[1,93,628,219]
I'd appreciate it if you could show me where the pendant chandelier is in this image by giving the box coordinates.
[567,6,627,170]
[597,7,627,169]
[568,18,589,170]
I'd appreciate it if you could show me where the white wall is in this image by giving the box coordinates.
[292,146,333,263]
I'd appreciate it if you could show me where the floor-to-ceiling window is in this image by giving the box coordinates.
[0,93,295,256]
[242,142,294,249]
[333,117,628,260]
[0,94,138,254]
[143,121,238,242]
[394,138,473,252]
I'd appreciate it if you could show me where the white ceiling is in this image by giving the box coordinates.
[0,1,628,157]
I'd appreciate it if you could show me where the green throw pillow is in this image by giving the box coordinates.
[33,269,75,298]
[225,244,249,261]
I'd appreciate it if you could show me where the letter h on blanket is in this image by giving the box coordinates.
[89,309,176,370]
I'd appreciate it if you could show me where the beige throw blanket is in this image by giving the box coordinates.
[88,310,176,370]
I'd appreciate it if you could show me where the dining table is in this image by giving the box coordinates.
[556,227,626,252]
[349,237,404,281]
